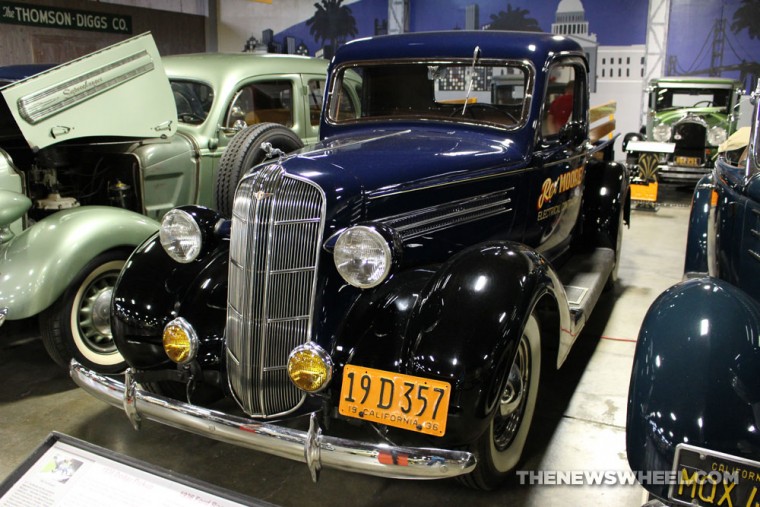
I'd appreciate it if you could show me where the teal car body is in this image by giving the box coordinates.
[0,33,329,372]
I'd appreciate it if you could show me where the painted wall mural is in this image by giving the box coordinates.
[260,0,759,90]
[271,0,647,57]
[248,0,758,138]
[666,0,759,92]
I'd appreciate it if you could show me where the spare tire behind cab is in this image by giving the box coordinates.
[214,122,304,217]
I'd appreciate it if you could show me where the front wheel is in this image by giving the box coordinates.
[459,313,542,490]
[40,250,129,373]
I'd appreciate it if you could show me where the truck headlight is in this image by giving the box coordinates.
[160,209,202,263]
[707,126,727,146]
[287,343,332,392]
[334,226,393,288]
[652,123,672,142]
[163,317,198,364]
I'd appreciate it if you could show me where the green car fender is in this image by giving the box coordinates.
[0,206,159,320]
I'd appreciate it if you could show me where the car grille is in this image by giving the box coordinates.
[225,164,326,418]
[673,121,706,160]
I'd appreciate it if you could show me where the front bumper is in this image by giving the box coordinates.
[70,360,477,481]
[655,163,710,181]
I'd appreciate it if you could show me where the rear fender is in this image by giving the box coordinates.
[0,206,158,320]
[582,159,630,247]
[626,277,760,499]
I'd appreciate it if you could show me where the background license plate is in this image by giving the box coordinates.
[676,156,700,167]
[669,444,760,506]
[338,365,451,437]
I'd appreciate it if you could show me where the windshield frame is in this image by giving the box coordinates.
[651,84,735,113]
[324,57,535,131]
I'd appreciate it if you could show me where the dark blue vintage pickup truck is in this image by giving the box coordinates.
[71,30,629,490]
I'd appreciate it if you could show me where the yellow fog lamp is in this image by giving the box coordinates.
[287,343,333,393]
[162,317,198,364]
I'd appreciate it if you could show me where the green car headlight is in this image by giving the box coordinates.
[159,209,202,264]
[652,123,672,142]
[334,226,393,288]
[707,126,727,146]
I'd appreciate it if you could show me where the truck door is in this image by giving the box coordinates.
[525,59,588,262]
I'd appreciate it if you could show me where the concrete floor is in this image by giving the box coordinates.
[0,184,695,507]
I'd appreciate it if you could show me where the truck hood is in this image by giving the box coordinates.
[0,33,176,151]
[285,126,531,198]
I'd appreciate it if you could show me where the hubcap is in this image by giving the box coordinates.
[77,273,118,353]
[91,288,113,336]
[493,336,531,451]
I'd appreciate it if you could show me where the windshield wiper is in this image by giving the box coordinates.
[462,46,481,116]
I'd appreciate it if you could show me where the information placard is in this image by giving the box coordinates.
[0,432,273,507]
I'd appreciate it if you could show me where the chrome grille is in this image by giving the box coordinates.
[673,122,706,151]
[225,164,325,417]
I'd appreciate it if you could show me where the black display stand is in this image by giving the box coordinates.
[0,432,275,506]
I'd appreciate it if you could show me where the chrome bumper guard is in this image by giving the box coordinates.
[70,361,476,481]
[0,308,6,327]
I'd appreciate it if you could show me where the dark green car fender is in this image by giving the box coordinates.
[683,173,715,275]
[0,206,158,320]
[627,277,760,499]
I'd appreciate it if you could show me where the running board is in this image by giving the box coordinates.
[557,247,615,335]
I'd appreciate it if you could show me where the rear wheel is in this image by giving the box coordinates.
[214,123,303,217]
[459,313,541,490]
[40,250,128,373]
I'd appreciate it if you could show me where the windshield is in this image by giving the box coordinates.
[170,80,214,125]
[328,60,530,129]
[653,86,732,112]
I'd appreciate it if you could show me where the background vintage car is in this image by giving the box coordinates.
[627,82,760,506]
[0,33,329,373]
[72,31,630,490]
[624,76,743,183]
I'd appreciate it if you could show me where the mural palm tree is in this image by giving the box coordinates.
[486,4,542,32]
[307,0,358,56]
[731,0,760,40]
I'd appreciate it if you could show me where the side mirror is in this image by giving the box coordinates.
[559,121,586,146]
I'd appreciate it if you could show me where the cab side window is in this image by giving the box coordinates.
[542,65,580,138]
[225,80,294,129]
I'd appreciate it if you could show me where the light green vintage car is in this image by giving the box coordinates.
[0,33,329,372]
[624,76,744,182]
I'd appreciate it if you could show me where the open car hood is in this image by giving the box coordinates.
[0,32,176,151]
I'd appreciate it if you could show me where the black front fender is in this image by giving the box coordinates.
[403,242,564,444]
[112,231,229,372]
[627,277,760,499]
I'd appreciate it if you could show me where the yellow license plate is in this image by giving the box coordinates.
[338,364,451,436]
[670,445,760,506]
[676,156,701,167]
